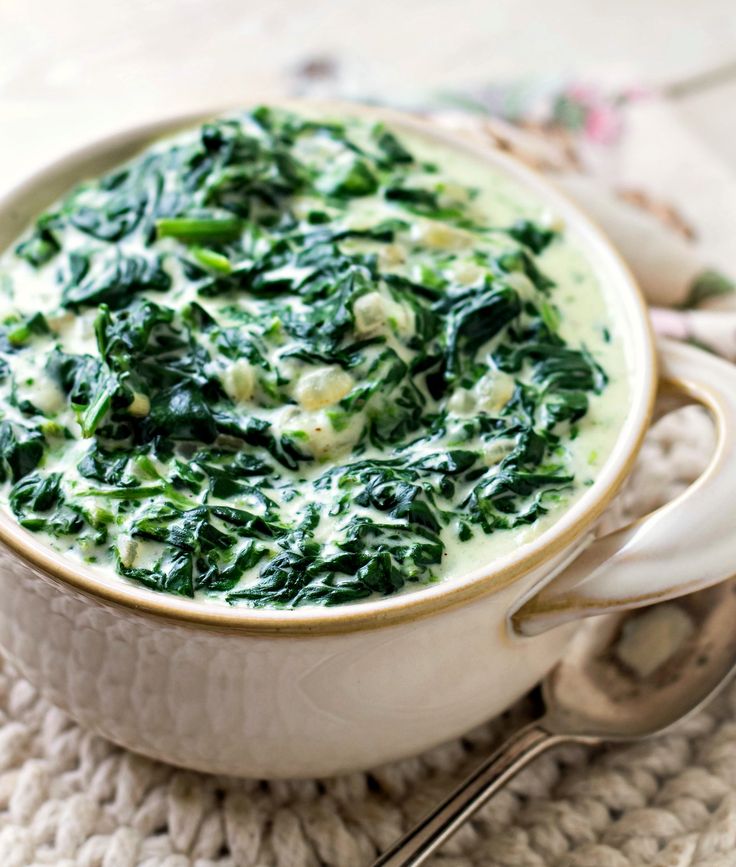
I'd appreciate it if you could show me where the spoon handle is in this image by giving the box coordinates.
[372,723,562,867]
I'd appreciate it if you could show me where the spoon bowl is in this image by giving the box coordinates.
[374,578,736,866]
[544,578,736,739]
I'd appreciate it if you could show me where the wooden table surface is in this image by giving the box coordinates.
[0,0,734,192]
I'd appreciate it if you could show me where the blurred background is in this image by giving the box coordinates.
[1,0,735,186]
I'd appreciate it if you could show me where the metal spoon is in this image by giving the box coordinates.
[373,579,736,866]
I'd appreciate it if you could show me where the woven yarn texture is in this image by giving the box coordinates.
[1,408,734,867]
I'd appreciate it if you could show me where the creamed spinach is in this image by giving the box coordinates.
[0,107,628,607]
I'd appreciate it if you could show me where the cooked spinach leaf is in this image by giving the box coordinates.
[0,106,614,607]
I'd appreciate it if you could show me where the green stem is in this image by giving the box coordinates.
[79,385,113,437]
[155,217,243,244]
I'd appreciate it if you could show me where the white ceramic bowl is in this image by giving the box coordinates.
[1,103,736,778]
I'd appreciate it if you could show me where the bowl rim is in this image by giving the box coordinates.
[0,99,657,635]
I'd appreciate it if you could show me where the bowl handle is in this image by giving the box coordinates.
[513,337,736,636]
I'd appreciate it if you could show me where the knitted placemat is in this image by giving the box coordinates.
[1,407,734,867]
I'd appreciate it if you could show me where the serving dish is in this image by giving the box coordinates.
[0,101,735,778]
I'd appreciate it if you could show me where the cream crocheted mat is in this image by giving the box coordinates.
[1,407,733,867]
